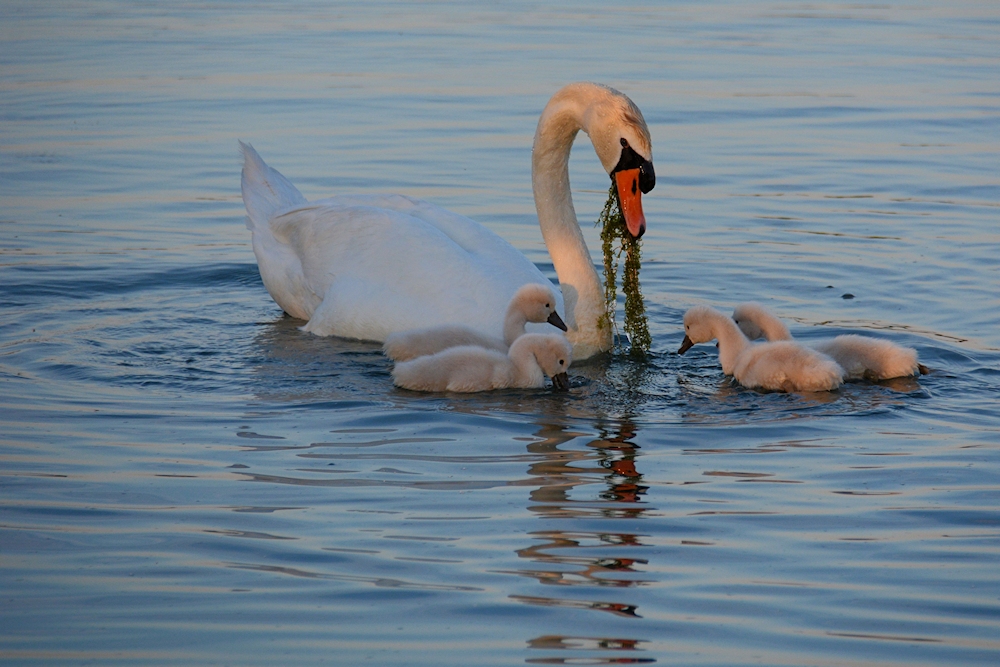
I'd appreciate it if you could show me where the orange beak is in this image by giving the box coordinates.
[613,168,646,239]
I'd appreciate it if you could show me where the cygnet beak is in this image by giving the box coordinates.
[677,335,695,355]
[551,372,570,391]
[546,311,568,331]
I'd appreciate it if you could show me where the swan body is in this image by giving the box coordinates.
[391,333,573,393]
[732,302,927,380]
[678,306,843,392]
[382,283,566,361]
[240,82,655,360]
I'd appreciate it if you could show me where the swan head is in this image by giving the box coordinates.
[515,333,573,391]
[536,83,655,240]
[582,85,655,239]
[677,305,722,354]
[511,283,568,331]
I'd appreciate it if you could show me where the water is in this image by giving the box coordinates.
[2,1,999,664]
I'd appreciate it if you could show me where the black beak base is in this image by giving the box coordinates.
[611,142,655,194]
[677,335,695,355]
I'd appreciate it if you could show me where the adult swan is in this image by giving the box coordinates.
[240,82,655,360]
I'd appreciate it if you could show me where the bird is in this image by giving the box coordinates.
[678,305,844,392]
[240,82,655,361]
[391,333,572,393]
[732,302,928,380]
[382,283,567,361]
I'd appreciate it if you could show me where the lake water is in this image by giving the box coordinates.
[2,1,999,665]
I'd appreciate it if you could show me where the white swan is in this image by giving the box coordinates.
[732,302,928,380]
[382,283,567,362]
[391,333,573,393]
[240,82,654,360]
[678,306,843,392]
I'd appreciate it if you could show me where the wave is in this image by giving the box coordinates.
[0,262,261,306]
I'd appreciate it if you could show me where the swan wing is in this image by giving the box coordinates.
[260,196,556,341]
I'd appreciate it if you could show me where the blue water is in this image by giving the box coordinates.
[2,2,999,665]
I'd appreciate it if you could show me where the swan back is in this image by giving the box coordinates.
[732,302,792,341]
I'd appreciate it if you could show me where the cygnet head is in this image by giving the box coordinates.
[677,305,724,354]
[732,302,770,340]
[515,333,573,391]
[512,283,567,331]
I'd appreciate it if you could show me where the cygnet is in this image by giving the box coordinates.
[392,333,572,393]
[678,305,843,392]
[383,283,567,361]
[732,302,928,380]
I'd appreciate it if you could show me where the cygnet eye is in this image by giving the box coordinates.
[620,138,629,147]
[545,303,550,308]
[559,359,565,366]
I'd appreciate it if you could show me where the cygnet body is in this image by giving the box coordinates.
[391,333,572,393]
[383,283,567,361]
[732,302,927,380]
[678,305,843,392]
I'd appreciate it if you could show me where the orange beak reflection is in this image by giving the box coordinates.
[613,168,646,239]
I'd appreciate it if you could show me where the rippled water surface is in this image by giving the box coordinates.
[2,2,999,665]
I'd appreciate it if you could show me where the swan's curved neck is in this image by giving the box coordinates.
[532,91,611,359]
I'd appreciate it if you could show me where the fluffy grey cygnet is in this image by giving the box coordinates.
[678,305,843,392]
[383,283,567,362]
[391,333,572,393]
[732,302,928,380]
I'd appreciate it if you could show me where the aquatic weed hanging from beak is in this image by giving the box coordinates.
[597,183,651,355]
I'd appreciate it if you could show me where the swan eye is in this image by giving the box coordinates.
[545,303,550,308]
[559,359,565,365]
[620,138,629,148]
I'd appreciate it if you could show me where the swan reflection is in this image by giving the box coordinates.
[512,419,655,662]
[521,421,650,520]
